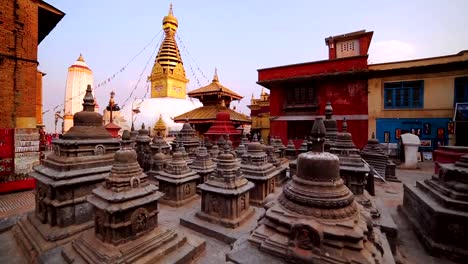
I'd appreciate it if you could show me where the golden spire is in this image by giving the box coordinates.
[155,4,183,70]
[154,113,167,130]
[77,53,84,62]
[213,68,219,82]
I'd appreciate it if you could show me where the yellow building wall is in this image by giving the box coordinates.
[368,70,468,138]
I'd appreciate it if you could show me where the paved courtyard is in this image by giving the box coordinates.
[0,161,458,263]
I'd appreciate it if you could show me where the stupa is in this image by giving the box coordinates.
[147,147,171,182]
[204,111,242,147]
[297,137,309,154]
[241,134,250,146]
[235,143,247,158]
[13,85,120,261]
[241,140,281,206]
[323,101,338,151]
[210,144,221,159]
[190,140,216,185]
[129,123,138,141]
[401,155,468,262]
[361,132,388,180]
[63,54,94,133]
[135,123,152,172]
[155,150,200,207]
[195,145,255,228]
[228,126,388,263]
[124,5,201,131]
[285,139,297,160]
[153,114,167,137]
[150,134,171,155]
[330,119,379,217]
[62,130,205,263]
[171,120,200,157]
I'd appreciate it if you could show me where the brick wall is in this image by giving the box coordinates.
[0,0,39,128]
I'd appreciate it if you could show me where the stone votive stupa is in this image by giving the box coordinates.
[228,132,388,263]
[177,141,193,165]
[171,119,200,157]
[330,119,379,218]
[135,123,152,172]
[297,136,309,155]
[361,132,389,180]
[400,154,468,262]
[241,134,250,146]
[150,134,171,155]
[241,141,281,206]
[235,143,247,158]
[147,147,171,182]
[190,140,216,185]
[210,144,221,159]
[13,85,120,261]
[195,146,255,228]
[323,101,338,151]
[130,122,138,142]
[62,130,205,263]
[155,149,200,207]
[285,139,297,160]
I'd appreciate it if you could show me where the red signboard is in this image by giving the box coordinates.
[0,128,14,177]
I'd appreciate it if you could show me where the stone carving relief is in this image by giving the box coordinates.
[130,177,140,188]
[184,184,191,195]
[131,208,149,235]
[94,144,106,156]
[210,195,220,215]
[240,195,246,211]
[36,187,47,223]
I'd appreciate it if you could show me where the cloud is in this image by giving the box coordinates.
[368,40,416,64]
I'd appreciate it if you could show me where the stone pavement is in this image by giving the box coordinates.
[0,161,461,263]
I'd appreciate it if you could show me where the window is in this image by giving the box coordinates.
[455,77,468,104]
[383,81,424,109]
[285,87,317,106]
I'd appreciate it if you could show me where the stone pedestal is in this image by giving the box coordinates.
[156,152,200,207]
[433,146,468,173]
[241,142,280,206]
[400,133,421,169]
[62,130,205,263]
[196,150,254,228]
[400,155,468,262]
[13,85,120,261]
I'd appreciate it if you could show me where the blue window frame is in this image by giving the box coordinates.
[455,76,468,104]
[384,80,424,109]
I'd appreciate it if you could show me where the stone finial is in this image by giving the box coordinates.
[325,101,333,119]
[82,85,95,112]
[309,118,327,152]
[342,118,348,132]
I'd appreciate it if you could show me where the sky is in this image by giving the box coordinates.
[39,0,468,132]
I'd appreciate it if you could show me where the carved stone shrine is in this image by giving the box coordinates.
[13,85,120,261]
[285,139,297,160]
[135,123,152,172]
[155,150,200,207]
[330,119,379,218]
[297,137,308,155]
[62,130,205,263]
[151,134,171,155]
[210,144,221,159]
[190,141,216,185]
[323,101,338,151]
[228,149,387,263]
[172,120,200,157]
[361,132,389,180]
[196,146,255,228]
[401,154,468,262]
[235,143,247,158]
[241,141,280,206]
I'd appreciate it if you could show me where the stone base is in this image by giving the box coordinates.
[180,206,263,244]
[12,212,93,262]
[274,166,288,187]
[355,191,380,219]
[226,230,396,264]
[399,183,468,263]
[195,207,255,229]
[159,193,199,208]
[62,226,205,264]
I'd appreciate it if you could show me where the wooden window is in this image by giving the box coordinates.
[383,81,424,109]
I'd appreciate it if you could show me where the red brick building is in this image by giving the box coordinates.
[0,0,64,129]
[257,30,373,149]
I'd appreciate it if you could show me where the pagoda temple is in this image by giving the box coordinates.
[204,111,242,147]
[174,69,251,135]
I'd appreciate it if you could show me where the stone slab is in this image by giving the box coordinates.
[375,198,398,254]
[180,205,264,245]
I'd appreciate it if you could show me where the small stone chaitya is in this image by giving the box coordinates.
[196,146,255,228]
[172,120,200,157]
[155,149,200,207]
[401,154,468,262]
[228,140,386,263]
[241,140,281,206]
[361,132,389,180]
[323,101,338,151]
[285,139,297,160]
[62,130,205,263]
[190,140,216,185]
[135,123,152,172]
[14,85,120,260]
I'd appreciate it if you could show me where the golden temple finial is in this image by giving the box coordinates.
[213,68,219,82]
[77,53,84,62]
[163,3,178,30]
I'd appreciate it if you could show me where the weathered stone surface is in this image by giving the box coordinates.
[155,151,200,207]
[297,136,308,155]
[13,85,120,261]
[62,130,205,263]
[284,139,297,160]
[229,147,387,263]
[400,154,468,262]
[172,120,200,157]
[150,135,171,155]
[361,132,389,180]
[189,141,215,185]
[235,143,247,158]
[197,147,255,228]
[323,101,338,151]
[135,123,152,172]
[240,142,280,206]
